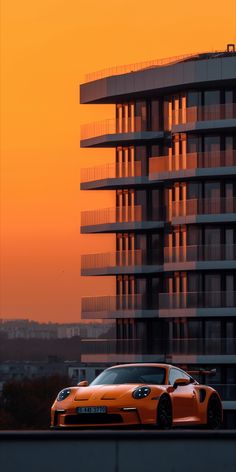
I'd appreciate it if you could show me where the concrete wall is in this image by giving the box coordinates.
[1,430,236,472]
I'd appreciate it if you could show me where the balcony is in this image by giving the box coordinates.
[81,338,163,362]
[81,294,158,319]
[159,291,236,317]
[81,338,236,356]
[81,337,236,363]
[80,161,145,190]
[81,250,163,276]
[81,206,165,233]
[171,103,236,133]
[171,197,236,225]
[167,338,236,356]
[80,117,165,147]
[149,150,236,182]
[164,244,236,271]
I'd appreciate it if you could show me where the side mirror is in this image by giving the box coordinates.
[173,378,191,389]
[77,380,89,387]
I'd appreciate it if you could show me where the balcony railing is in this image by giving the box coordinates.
[149,151,236,176]
[81,294,158,315]
[167,338,236,355]
[82,291,236,315]
[84,52,203,82]
[172,197,236,218]
[81,206,164,227]
[164,244,236,263]
[81,117,142,140]
[172,103,236,125]
[81,161,142,183]
[159,291,236,310]
[81,206,142,227]
[81,338,236,356]
[81,250,162,270]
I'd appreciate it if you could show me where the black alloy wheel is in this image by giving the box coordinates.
[157,395,172,429]
[207,395,222,429]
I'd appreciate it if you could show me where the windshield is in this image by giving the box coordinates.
[90,366,166,385]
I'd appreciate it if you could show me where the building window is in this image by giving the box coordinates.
[204,90,220,106]
[135,101,147,131]
[187,91,201,107]
[151,99,160,131]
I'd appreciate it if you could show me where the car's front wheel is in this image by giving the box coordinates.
[156,394,172,429]
[207,394,222,429]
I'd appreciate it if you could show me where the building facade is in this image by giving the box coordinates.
[80,48,236,428]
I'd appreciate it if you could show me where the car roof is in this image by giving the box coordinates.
[107,363,173,370]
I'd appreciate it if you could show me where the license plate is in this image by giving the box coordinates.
[77,406,107,414]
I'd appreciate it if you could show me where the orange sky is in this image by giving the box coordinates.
[1,0,236,322]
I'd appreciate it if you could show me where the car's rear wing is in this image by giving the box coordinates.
[186,368,216,377]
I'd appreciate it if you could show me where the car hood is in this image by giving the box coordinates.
[74,384,151,401]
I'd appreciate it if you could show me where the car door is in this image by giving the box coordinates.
[168,368,196,421]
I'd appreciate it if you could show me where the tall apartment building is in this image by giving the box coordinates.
[80,47,236,428]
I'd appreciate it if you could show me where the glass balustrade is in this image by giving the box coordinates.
[164,244,236,263]
[81,250,162,270]
[149,150,236,176]
[159,291,236,309]
[172,103,236,125]
[81,161,142,183]
[81,206,142,227]
[81,294,159,316]
[172,197,236,218]
[81,117,142,140]
[84,52,202,82]
[81,338,236,356]
[81,205,165,227]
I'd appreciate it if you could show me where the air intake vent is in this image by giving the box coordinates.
[199,389,207,403]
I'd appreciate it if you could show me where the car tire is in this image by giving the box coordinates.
[156,394,172,429]
[207,394,222,429]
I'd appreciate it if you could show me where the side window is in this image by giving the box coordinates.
[169,368,190,386]
[169,368,181,385]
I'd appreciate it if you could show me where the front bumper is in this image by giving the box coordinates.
[51,404,156,428]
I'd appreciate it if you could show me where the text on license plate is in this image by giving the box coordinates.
[77,406,107,414]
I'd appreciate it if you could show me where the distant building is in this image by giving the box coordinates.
[0,319,114,340]
[0,319,57,339]
[0,357,67,388]
[0,358,106,391]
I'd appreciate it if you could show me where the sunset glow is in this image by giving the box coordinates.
[1,0,236,322]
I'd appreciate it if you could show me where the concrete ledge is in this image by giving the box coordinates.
[1,430,236,472]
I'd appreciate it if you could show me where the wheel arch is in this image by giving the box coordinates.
[156,392,173,426]
[207,391,223,426]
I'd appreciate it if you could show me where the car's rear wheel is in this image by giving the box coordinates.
[207,394,222,429]
[156,394,172,429]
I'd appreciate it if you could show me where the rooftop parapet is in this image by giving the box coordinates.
[83,49,236,84]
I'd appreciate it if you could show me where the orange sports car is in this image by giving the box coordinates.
[51,363,223,429]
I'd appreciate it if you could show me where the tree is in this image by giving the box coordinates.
[0,374,69,429]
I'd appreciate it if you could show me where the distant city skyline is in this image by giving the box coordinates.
[0,318,114,345]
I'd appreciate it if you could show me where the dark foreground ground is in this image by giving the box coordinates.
[1,430,236,472]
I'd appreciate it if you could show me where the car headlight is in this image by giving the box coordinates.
[132,386,151,399]
[57,388,71,401]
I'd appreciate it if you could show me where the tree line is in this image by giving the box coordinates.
[0,374,69,429]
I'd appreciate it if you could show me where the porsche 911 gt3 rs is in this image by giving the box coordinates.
[51,363,223,429]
